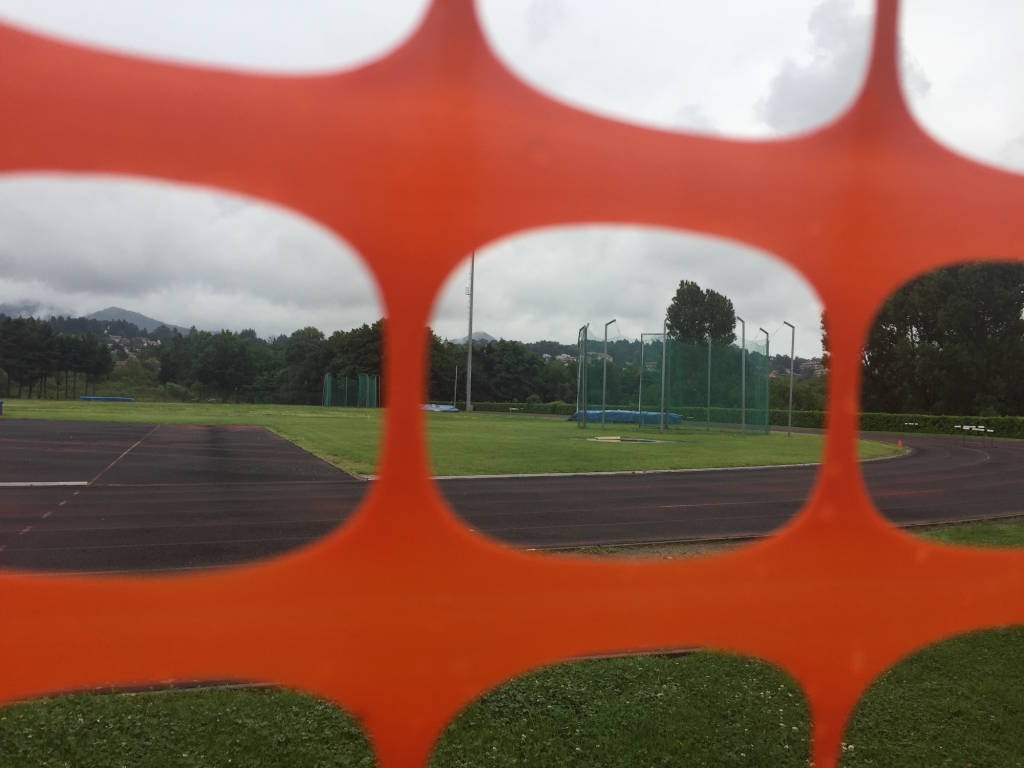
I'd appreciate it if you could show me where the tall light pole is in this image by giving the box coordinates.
[601,318,616,427]
[759,327,770,432]
[737,317,745,434]
[783,321,795,438]
[465,252,474,412]
[453,364,458,407]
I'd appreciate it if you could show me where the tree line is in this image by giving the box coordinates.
[4,264,1020,416]
[0,316,113,398]
[861,263,1024,416]
[156,321,384,403]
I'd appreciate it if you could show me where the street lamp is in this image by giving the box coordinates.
[602,318,616,427]
[783,321,795,438]
[759,327,769,432]
[737,316,745,434]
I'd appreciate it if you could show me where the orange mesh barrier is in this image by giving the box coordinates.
[1,2,1022,765]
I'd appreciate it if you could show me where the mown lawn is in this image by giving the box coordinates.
[1,400,900,476]
[1,522,1019,767]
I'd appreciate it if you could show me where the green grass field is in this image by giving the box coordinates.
[0,400,900,477]
[1,522,1019,766]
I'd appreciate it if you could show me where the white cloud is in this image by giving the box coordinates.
[479,0,872,138]
[0,0,428,74]
[430,227,824,358]
[0,176,382,337]
[0,1,1020,356]
[900,0,1024,173]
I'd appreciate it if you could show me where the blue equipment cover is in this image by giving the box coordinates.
[569,409,681,425]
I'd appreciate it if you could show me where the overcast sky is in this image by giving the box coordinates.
[0,1,1020,356]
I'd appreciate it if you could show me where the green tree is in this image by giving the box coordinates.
[861,263,1024,415]
[665,280,737,344]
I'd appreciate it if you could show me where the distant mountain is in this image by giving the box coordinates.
[86,307,190,335]
[453,331,497,344]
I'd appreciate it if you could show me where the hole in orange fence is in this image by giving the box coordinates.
[0,0,430,75]
[841,626,1024,766]
[900,1,1024,175]
[430,650,810,766]
[0,174,383,573]
[425,225,847,555]
[859,262,1024,545]
[476,0,875,138]
[0,684,376,766]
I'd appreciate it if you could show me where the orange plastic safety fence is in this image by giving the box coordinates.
[1,2,1022,766]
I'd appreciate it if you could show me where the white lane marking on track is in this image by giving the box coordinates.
[89,425,160,486]
[0,481,89,487]
[19,525,32,535]
[43,510,54,518]
[58,500,67,506]
[73,491,80,496]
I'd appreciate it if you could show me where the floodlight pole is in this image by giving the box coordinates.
[576,324,586,425]
[602,319,616,427]
[465,252,475,412]
[760,328,770,432]
[638,335,645,428]
[783,321,795,438]
[453,364,458,407]
[737,317,746,434]
[660,319,667,430]
[582,324,589,428]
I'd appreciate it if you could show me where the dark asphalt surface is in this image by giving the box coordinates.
[445,432,1024,548]
[0,420,365,572]
[1,420,1020,572]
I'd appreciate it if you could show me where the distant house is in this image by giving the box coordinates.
[554,353,576,366]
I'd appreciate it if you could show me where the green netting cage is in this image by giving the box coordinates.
[323,372,380,408]
[660,336,770,431]
[574,329,770,432]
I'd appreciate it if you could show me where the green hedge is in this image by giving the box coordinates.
[459,403,1024,438]
[858,411,1024,438]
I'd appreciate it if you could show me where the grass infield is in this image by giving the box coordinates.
[0,522,1019,766]
[1,400,900,477]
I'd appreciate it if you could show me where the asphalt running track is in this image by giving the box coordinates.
[1,419,1021,573]
[444,433,1024,548]
[0,420,365,572]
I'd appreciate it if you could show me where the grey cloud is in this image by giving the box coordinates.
[758,0,872,133]
[431,227,824,358]
[0,176,381,337]
[759,0,932,133]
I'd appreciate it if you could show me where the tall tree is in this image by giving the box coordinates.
[665,280,737,344]
[861,263,1024,415]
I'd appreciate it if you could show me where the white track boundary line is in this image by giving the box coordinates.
[0,481,89,487]
[419,452,908,481]
[88,424,160,486]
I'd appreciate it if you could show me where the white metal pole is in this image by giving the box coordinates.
[465,252,474,412]
[602,318,615,427]
[737,317,745,433]
[582,324,589,428]
[784,321,795,438]
[660,319,667,430]
[453,364,458,407]
[760,328,770,432]
[638,335,645,428]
